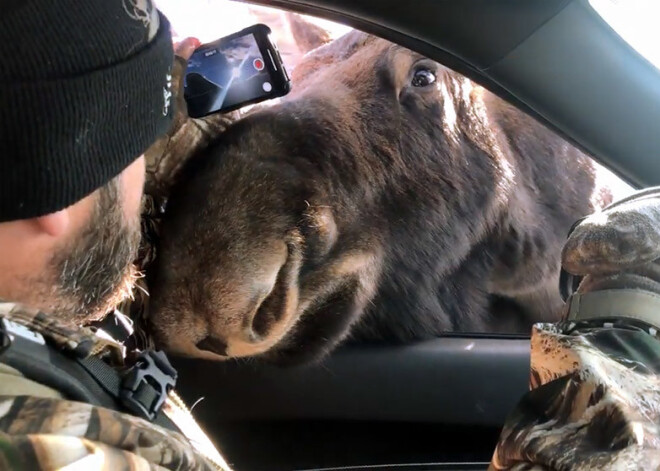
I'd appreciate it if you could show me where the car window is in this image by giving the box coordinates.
[153,0,634,348]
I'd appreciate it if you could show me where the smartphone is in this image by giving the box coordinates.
[183,24,291,118]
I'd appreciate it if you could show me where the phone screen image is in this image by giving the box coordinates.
[184,33,274,117]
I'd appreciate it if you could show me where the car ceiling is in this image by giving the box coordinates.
[239,0,660,188]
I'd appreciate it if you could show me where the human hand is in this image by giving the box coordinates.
[170,37,201,121]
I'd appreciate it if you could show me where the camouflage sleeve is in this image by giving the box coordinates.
[489,321,660,470]
[0,395,223,470]
[489,188,660,470]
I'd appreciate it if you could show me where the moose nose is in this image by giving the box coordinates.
[194,282,282,356]
[195,240,303,358]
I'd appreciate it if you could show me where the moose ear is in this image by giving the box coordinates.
[284,12,333,54]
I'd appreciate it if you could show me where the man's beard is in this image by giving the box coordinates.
[47,177,141,325]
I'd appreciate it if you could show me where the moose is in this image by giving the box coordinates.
[143,21,627,365]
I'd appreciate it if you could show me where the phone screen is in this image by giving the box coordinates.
[184,32,276,117]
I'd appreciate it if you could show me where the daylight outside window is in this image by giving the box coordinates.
[589,0,660,71]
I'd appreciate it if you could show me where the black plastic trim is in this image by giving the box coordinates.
[172,337,530,427]
[485,0,660,187]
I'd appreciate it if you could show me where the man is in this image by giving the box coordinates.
[0,0,229,469]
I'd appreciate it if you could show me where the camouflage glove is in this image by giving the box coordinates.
[560,186,660,324]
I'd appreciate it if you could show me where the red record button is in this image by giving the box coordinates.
[253,58,265,71]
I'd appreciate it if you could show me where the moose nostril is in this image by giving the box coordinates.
[251,301,275,338]
[195,336,229,356]
[220,237,303,356]
[246,249,294,339]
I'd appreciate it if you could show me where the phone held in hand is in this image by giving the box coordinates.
[183,24,291,118]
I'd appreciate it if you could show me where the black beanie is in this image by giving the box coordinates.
[0,0,175,222]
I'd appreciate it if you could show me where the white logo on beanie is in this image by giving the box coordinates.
[123,0,159,41]
[163,72,173,116]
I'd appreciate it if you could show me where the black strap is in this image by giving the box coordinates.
[76,351,177,427]
[0,319,179,432]
[0,324,117,408]
[88,310,134,345]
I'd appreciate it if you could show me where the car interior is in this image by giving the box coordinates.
[160,1,660,470]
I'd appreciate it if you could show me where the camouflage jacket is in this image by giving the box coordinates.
[0,301,231,471]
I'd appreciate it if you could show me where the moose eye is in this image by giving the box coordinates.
[411,68,436,87]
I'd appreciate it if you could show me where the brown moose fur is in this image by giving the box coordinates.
[146,30,616,364]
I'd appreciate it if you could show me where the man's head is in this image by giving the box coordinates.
[0,0,174,324]
[0,159,145,324]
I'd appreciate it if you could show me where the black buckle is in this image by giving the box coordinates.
[120,350,177,421]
